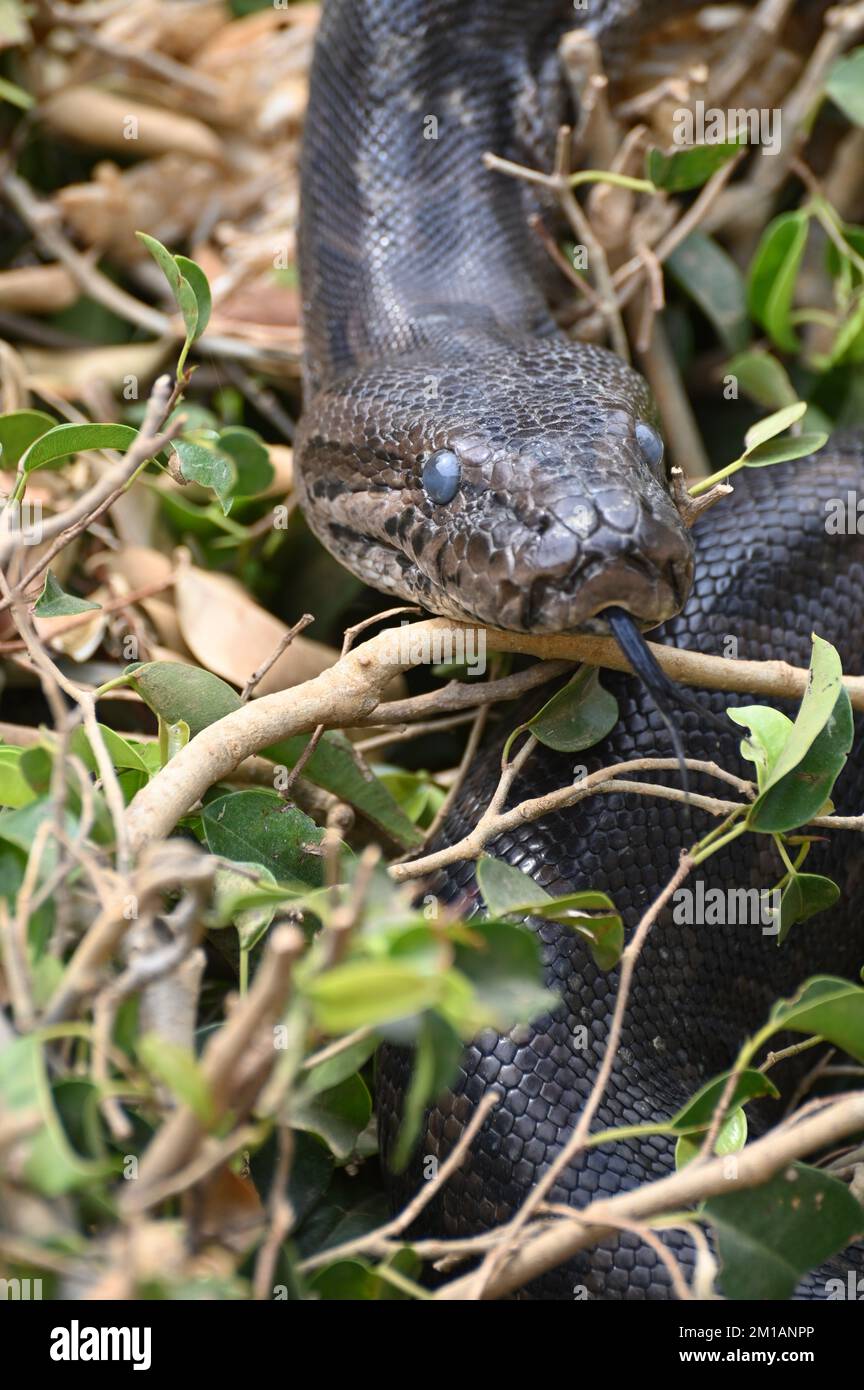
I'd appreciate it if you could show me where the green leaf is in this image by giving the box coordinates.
[308,1255,416,1301]
[825,46,864,127]
[0,1035,109,1194]
[69,725,149,775]
[0,798,74,859]
[137,1034,216,1125]
[526,666,619,752]
[670,1068,779,1134]
[265,732,424,850]
[773,872,841,945]
[152,480,249,538]
[676,1108,748,1168]
[476,855,556,915]
[125,661,421,850]
[476,856,622,970]
[210,865,307,924]
[174,254,212,339]
[297,1035,379,1101]
[20,744,51,796]
[212,860,279,950]
[646,140,741,193]
[292,1073,372,1161]
[452,920,558,1027]
[19,421,138,474]
[375,766,446,828]
[306,960,444,1034]
[477,856,616,918]
[160,717,190,762]
[828,291,864,367]
[0,409,57,468]
[705,1163,863,1300]
[743,432,828,469]
[557,910,624,971]
[136,232,200,349]
[125,659,241,736]
[171,439,237,514]
[747,212,810,353]
[201,790,324,887]
[745,636,853,832]
[725,350,798,411]
[825,222,864,283]
[34,570,101,618]
[743,401,807,453]
[766,975,864,1061]
[0,75,34,110]
[0,748,37,809]
[390,1011,464,1171]
[665,232,749,352]
[727,706,794,791]
[217,427,274,497]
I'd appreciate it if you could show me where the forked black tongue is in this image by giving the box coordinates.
[603,606,729,800]
[604,605,690,795]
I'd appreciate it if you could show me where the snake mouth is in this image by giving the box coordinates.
[526,551,691,634]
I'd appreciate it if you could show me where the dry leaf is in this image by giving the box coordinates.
[0,263,79,313]
[89,545,188,655]
[55,157,226,260]
[174,563,337,694]
[41,86,223,163]
[182,1164,265,1253]
[34,585,110,663]
[0,341,29,411]
[98,0,229,62]
[20,341,171,398]
[193,244,300,331]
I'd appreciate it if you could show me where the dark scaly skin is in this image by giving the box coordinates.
[296,0,695,633]
[377,445,864,1298]
[297,1,864,1296]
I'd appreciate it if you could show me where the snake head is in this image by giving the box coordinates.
[296,339,695,634]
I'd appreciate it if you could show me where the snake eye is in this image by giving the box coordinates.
[635,422,664,473]
[422,449,461,503]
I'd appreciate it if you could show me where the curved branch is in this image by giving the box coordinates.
[122,617,864,855]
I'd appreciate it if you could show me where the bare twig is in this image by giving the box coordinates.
[241,613,314,701]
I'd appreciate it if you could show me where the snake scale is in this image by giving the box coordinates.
[296,0,864,1298]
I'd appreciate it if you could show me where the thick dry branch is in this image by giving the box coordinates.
[122,618,864,856]
[432,1093,864,1299]
[485,627,864,709]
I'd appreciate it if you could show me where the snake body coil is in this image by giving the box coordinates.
[297,0,864,1297]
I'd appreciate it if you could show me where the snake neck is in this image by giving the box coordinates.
[299,0,704,395]
[299,1,558,395]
